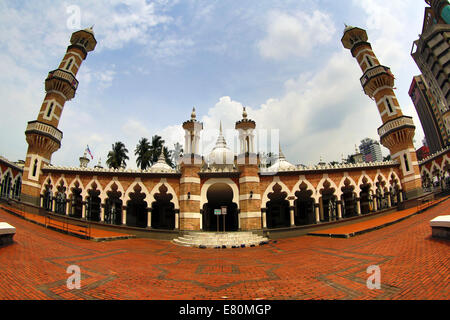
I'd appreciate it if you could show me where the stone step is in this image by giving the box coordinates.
[172,231,270,249]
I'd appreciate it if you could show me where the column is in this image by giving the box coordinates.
[399,191,403,203]
[100,204,105,222]
[356,198,361,215]
[175,210,179,230]
[373,196,378,211]
[147,208,152,228]
[314,202,320,223]
[387,194,392,207]
[262,209,267,229]
[82,202,86,219]
[289,206,295,226]
[337,201,342,219]
[122,206,127,225]
[65,199,70,216]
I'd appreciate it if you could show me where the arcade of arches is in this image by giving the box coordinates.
[27,149,450,233]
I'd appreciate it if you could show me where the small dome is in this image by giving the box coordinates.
[207,123,234,167]
[151,151,172,171]
[343,24,355,33]
[84,26,95,36]
[268,145,295,171]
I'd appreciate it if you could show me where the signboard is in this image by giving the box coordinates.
[221,206,227,215]
[214,209,222,216]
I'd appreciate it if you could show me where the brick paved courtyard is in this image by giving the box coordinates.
[0,199,449,300]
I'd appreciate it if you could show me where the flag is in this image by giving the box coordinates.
[86,145,94,160]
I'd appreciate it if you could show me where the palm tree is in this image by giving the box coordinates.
[163,146,174,168]
[135,138,152,170]
[106,142,129,169]
[149,135,165,165]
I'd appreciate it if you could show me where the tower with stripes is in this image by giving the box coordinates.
[342,26,423,198]
[21,27,97,205]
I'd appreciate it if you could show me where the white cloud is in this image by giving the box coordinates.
[258,10,336,60]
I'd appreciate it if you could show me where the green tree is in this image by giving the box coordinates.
[346,155,356,164]
[149,135,165,165]
[106,142,129,169]
[135,138,152,170]
[163,146,174,168]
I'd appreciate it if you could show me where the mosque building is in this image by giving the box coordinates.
[1,21,450,235]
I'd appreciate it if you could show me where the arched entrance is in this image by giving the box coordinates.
[151,185,176,230]
[55,181,67,215]
[42,179,53,212]
[202,183,238,232]
[319,181,337,222]
[294,182,314,226]
[341,179,357,218]
[359,178,372,214]
[86,183,101,222]
[105,183,123,225]
[266,183,290,229]
[126,185,148,228]
[1,172,12,199]
[70,182,83,218]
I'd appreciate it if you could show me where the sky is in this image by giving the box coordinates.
[0,0,429,169]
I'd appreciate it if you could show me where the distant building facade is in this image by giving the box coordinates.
[417,145,431,161]
[411,1,450,139]
[359,138,383,163]
[409,75,448,153]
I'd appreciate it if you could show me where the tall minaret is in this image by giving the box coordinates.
[21,27,97,205]
[342,26,422,198]
[235,107,262,230]
[180,108,204,230]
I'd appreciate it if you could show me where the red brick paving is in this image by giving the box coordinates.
[0,205,134,241]
[309,196,450,237]
[0,199,449,300]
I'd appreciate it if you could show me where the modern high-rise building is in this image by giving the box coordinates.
[411,1,450,138]
[409,75,448,153]
[359,138,383,163]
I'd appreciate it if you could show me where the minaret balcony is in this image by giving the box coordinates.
[360,65,395,97]
[377,116,415,140]
[45,69,78,100]
[25,120,63,145]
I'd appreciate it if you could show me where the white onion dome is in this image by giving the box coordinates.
[207,123,234,166]
[268,145,296,171]
[150,150,172,171]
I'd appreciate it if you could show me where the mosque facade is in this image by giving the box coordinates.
[2,24,450,233]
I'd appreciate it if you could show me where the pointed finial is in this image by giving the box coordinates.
[220,121,223,134]
[191,107,196,120]
[355,144,359,153]
[243,107,248,119]
[279,143,285,159]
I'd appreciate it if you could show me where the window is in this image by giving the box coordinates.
[47,103,54,118]
[404,154,410,172]
[386,98,394,113]
[366,56,373,67]
[32,159,38,177]
[66,59,73,71]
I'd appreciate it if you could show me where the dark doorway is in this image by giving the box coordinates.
[266,183,290,229]
[105,183,123,225]
[202,183,239,232]
[151,185,176,230]
[320,181,336,222]
[360,178,372,214]
[294,182,314,226]
[341,179,357,218]
[70,182,83,218]
[55,181,67,215]
[42,179,53,211]
[126,185,148,228]
[86,183,101,222]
